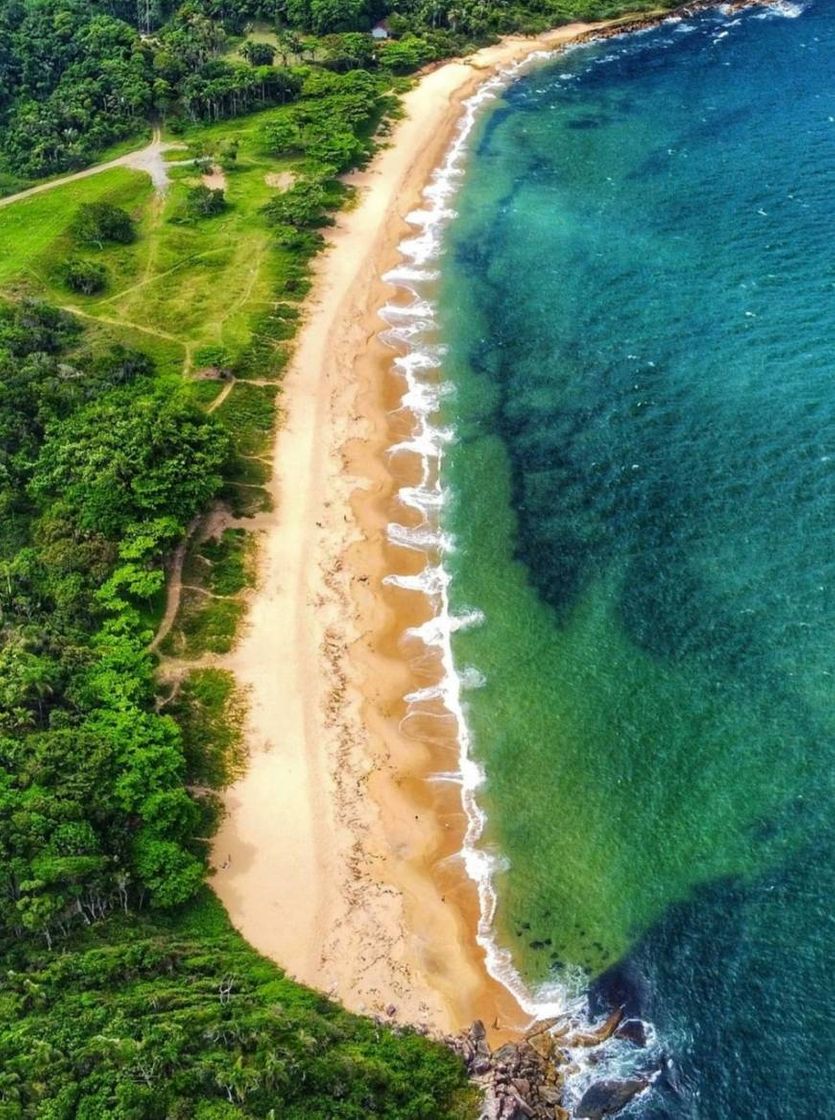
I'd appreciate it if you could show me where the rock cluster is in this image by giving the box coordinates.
[449,1020,564,1120]
[449,1012,650,1120]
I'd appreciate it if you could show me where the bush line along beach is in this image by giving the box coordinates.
[0,2,779,1119]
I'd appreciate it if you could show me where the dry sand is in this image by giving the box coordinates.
[211,18,636,1037]
[201,165,228,191]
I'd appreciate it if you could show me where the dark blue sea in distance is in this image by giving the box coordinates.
[436,2,835,1115]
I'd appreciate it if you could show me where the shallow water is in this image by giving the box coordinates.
[436,3,835,1114]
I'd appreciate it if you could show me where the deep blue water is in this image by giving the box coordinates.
[437,2,835,1115]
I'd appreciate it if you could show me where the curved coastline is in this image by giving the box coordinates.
[210,5,747,1040]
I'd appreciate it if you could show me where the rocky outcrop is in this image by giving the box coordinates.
[449,1010,653,1120]
[614,1018,647,1048]
[450,1021,559,1119]
[572,0,781,51]
[575,1079,648,1119]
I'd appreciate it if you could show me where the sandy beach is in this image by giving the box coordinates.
[211,16,644,1037]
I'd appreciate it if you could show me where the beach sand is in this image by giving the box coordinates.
[211,18,636,1038]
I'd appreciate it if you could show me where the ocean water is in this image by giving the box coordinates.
[422,2,834,1116]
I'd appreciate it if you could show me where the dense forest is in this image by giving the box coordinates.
[0,0,667,179]
[0,299,226,940]
[1,895,474,1118]
[0,0,668,1116]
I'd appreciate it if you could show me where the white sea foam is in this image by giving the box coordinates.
[405,682,446,705]
[428,770,465,784]
[394,387,440,421]
[385,564,448,595]
[388,522,453,553]
[377,42,596,1023]
[388,434,451,458]
[398,484,445,512]
[393,347,445,372]
[381,299,436,321]
[458,665,486,691]
[753,0,806,17]
[378,19,678,1104]
[404,607,483,648]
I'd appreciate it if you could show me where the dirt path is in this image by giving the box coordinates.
[99,248,227,306]
[148,518,200,654]
[0,128,189,209]
[60,304,184,346]
[207,380,235,413]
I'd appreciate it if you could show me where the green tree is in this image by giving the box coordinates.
[322,31,376,71]
[132,836,204,906]
[63,257,108,295]
[379,35,435,73]
[264,179,333,231]
[275,28,303,64]
[30,390,231,536]
[309,0,369,35]
[218,137,239,168]
[185,184,227,218]
[260,116,302,155]
[239,40,276,66]
[72,203,136,248]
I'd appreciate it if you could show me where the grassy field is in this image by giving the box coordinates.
[0,104,303,381]
[0,169,151,285]
[220,19,306,64]
[0,129,155,199]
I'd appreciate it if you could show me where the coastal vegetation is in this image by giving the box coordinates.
[0,0,681,1116]
[0,0,675,186]
[1,895,476,1118]
[0,44,475,1120]
[0,248,474,1120]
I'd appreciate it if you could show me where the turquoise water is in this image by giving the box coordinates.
[437,3,835,1114]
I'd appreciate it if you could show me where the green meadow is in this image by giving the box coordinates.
[0,109,302,381]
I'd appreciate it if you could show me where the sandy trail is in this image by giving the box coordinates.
[148,518,200,655]
[210,14,670,1036]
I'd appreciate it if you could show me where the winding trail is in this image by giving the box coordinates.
[98,247,228,305]
[59,303,184,345]
[0,128,189,208]
[207,380,235,413]
[148,517,200,654]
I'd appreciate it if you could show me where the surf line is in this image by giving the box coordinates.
[379,48,580,1020]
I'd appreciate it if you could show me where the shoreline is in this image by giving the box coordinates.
[210,7,722,1039]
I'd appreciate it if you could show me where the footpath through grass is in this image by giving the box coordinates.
[0,107,303,380]
[0,102,312,628]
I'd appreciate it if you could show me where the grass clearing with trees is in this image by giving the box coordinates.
[0,105,321,378]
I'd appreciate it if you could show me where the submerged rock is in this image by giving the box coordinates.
[564,1007,623,1048]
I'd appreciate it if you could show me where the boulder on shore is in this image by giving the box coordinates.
[575,1077,648,1119]
[614,1018,647,1048]
[449,1020,654,1120]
